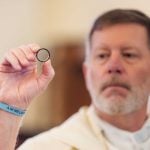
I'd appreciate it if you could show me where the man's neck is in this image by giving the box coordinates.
[94,105,148,132]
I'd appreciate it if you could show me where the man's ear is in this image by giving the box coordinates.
[82,62,88,88]
[82,62,87,79]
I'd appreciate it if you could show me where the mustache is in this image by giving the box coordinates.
[101,77,131,91]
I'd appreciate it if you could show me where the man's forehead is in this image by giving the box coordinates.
[91,23,147,35]
[90,24,149,47]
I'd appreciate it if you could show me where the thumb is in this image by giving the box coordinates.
[37,59,55,90]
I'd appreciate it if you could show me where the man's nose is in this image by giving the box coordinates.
[106,52,124,74]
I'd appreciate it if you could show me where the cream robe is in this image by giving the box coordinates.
[18,106,150,150]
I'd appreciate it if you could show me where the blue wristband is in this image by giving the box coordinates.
[0,102,26,116]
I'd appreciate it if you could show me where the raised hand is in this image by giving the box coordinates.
[0,44,55,110]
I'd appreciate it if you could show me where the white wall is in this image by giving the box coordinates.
[0,0,150,58]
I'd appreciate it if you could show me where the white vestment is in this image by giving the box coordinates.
[18,106,150,150]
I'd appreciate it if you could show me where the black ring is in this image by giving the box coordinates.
[36,48,50,62]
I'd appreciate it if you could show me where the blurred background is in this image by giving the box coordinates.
[0,0,149,147]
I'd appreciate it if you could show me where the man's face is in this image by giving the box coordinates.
[84,23,150,115]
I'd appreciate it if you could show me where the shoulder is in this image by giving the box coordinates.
[17,133,74,150]
[18,107,89,150]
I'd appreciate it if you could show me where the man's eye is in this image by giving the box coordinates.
[98,54,109,59]
[123,53,137,58]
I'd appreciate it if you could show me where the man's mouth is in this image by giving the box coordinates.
[101,83,130,98]
[102,83,130,92]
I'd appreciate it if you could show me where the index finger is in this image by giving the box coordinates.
[28,43,41,53]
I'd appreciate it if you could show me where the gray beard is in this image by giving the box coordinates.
[91,90,148,115]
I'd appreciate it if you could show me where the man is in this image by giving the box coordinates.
[0,8,150,150]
